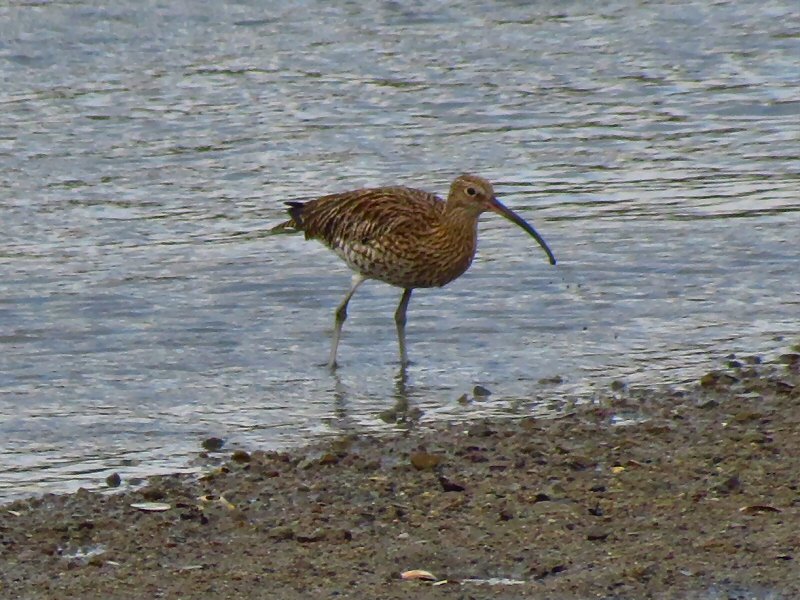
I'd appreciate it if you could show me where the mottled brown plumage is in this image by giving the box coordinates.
[274,174,556,369]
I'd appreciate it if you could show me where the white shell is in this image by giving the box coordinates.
[130,502,171,512]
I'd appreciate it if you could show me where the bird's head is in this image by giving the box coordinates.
[447,174,557,266]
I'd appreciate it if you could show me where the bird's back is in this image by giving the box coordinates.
[288,186,442,241]
[276,186,475,288]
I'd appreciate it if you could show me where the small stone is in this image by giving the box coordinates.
[295,529,325,543]
[231,450,251,463]
[473,385,492,397]
[732,411,762,423]
[105,473,121,488]
[588,504,604,516]
[700,371,738,388]
[438,476,465,492]
[410,452,443,470]
[532,563,568,579]
[586,528,610,541]
[202,437,225,452]
[713,474,743,494]
[318,453,339,465]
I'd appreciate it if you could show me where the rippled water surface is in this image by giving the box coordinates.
[1,0,798,501]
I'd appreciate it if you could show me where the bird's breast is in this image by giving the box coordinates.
[331,227,476,289]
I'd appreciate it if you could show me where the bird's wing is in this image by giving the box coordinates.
[296,187,444,247]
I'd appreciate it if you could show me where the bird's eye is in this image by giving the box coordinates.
[466,187,477,196]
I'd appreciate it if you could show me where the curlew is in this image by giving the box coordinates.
[272,174,556,369]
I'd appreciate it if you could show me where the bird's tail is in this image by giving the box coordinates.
[269,201,305,234]
[269,219,298,234]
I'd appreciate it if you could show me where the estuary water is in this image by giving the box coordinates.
[1,0,798,502]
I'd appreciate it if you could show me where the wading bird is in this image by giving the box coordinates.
[272,174,556,369]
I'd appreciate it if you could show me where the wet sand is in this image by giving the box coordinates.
[2,347,798,599]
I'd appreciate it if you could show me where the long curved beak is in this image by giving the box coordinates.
[489,197,557,265]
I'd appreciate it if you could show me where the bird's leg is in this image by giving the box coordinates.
[328,274,366,370]
[394,288,413,367]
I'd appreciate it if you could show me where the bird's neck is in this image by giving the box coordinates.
[441,205,480,242]
[428,206,479,286]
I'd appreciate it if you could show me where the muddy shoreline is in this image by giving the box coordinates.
[2,348,799,599]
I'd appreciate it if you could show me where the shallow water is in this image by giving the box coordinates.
[1,0,798,502]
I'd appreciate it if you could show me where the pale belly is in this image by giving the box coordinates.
[332,241,472,289]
